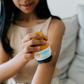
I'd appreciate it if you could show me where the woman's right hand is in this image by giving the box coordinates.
[21,33,47,61]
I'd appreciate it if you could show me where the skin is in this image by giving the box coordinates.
[31,19,65,84]
[0,0,65,84]
[12,0,39,14]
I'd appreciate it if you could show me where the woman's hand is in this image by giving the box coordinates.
[21,33,47,61]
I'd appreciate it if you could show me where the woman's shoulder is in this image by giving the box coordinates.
[48,17,65,36]
[50,17,65,28]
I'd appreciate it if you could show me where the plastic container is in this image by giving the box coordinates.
[32,32,52,63]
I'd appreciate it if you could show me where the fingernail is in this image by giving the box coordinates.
[44,41,46,44]
[37,47,41,50]
[39,34,42,37]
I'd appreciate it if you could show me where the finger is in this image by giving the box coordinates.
[23,46,41,52]
[21,40,46,49]
[29,40,46,46]
[23,53,34,60]
[22,33,42,43]
[27,46,41,52]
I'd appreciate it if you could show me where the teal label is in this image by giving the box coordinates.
[41,49,49,56]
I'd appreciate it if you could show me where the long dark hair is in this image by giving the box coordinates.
[0,0,61,57]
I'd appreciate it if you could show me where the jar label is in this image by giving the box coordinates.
[34,45,51,61]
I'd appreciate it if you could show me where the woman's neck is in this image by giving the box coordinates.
[16,11,39,22]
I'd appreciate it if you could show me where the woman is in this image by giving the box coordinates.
[0,0,65,84]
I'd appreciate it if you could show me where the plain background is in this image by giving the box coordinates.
[47,0,84,19]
